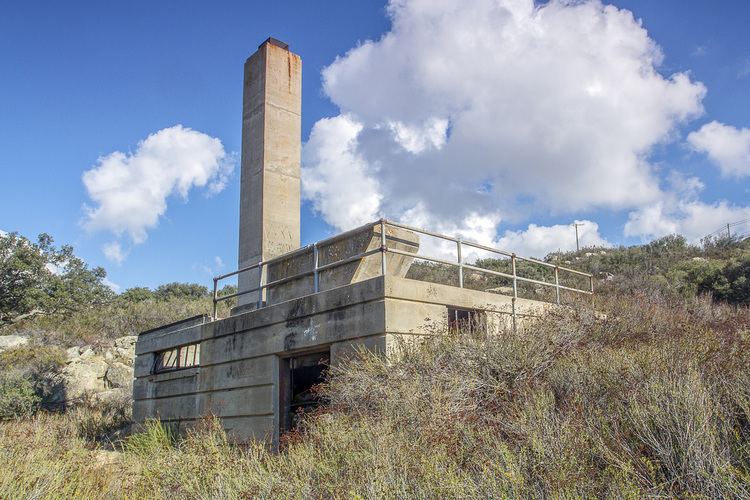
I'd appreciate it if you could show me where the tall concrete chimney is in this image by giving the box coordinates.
[238,38,301,305]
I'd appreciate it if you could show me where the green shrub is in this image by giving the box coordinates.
[0,372,41,419]
[698,255,750,305]
[0,345,66,407]
[123,419,177,457]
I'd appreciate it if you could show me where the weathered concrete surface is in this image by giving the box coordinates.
[134,276,388,442]
[238,38,302,306]
[134,275,558,444]
[263,223,419,306]
[383,276,551,335]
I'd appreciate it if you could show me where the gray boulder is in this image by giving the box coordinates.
[0,335,29,352]
[62,357,109,400]
[104,361,133,389]
[56,336,136,403]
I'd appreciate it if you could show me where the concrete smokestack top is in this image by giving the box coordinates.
[237,37,302,306]
[260,37,289,50]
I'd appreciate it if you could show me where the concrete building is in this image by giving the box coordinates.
[133,38,593,443]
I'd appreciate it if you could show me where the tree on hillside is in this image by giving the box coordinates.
[119,287,155,303]
[0,232,113,325]
[154,282,209,301]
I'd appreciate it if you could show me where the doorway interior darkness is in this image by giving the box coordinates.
[279,349,330,432]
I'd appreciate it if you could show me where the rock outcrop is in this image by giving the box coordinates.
[0,335,30,352]
[59,335,136,404]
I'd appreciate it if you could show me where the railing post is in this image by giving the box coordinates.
[256,261,264,309]
[380,219,387,277]
[511,254,518,333]
[212,277,218,320]
[457,239,463,288]
[313,243,319,293]
[590,275,595,309]
[554,266,561,305]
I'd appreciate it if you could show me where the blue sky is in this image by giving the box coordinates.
[1,0,749,292]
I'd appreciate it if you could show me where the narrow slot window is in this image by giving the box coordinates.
[153,343,200,373]
[447,307,485,334]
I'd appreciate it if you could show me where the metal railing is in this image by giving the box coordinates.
[211,218,594,320]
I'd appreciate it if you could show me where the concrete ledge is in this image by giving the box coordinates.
[136,323,204,356]
[133,271,567,443]
[138,314,209,337]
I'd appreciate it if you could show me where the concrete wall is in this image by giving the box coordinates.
[134,275,555,443]
[261,223,419,307]
[134,277,387,443]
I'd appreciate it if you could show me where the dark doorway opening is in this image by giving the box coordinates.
[280,350,330,432]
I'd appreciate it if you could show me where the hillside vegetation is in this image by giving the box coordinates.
[0,230,749,498]
[550,234,750,305]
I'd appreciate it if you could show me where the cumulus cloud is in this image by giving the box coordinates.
[625,173,750,241]
[82,125,234,261]
[303,0,706,239]
[301,115,381,229]
[400,203,608,260]
[102,241,127,265]
[687,121,750,177]
[497,220,610,258]
[625,200,750,242]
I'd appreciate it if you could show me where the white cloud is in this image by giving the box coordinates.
[388,117,449,154]
[102,277,121,293]
[303,0,706,236]
[0,230,7,237]
[625,200,750,242]
[399,203,608,261]
[497,220,610,258]
[301,115,381,229]
[687,121,750,177]
[623,172,750,241]
[82,125,234,260]
[102,241,127,265]
[196,255,226,277]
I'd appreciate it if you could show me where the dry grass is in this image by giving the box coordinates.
[1,293,749,498]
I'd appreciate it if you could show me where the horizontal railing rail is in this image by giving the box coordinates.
[211,219,594,323]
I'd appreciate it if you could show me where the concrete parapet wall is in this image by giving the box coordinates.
[261,223,419,306]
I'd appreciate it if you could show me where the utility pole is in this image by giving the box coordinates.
[572,222,584,252]
[727,223,731,239]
